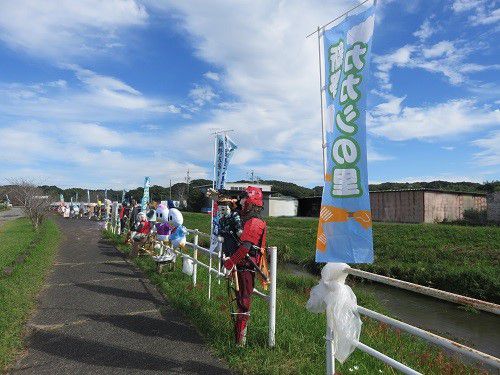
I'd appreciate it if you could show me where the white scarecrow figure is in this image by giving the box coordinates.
[152,204,176,264]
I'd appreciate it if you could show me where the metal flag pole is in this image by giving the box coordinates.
[317,25,327,178]
[208,133,217,300]
[306,0,373,38]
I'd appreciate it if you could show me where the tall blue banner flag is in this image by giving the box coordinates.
[215,134,238,190]
[141,177,151,212]
[316,5,376,264]
[210,134,238,253]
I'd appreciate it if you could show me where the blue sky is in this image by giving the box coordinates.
[0,0,498,189]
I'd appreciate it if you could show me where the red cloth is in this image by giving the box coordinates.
[119,206,125,219]
[137,221,151,234]
[225,217,266,270]
[234,269,254,343]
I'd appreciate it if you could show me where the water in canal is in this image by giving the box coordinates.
[352,280,500,358]
[283,263,500,361]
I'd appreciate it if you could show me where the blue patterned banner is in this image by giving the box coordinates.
[316,5,376,263]
[215,134,238,190]
[141,177,151,211]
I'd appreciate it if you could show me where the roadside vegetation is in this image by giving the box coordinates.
[104,225,489,375]
[179,212,500,303]
[0,218,61,371]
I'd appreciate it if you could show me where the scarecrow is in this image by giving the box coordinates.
[218,186,268,346]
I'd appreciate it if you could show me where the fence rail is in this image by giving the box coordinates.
[325,267,500,375]
[154,227,499,373]
[181,228,277,347]
[348,268,500,315]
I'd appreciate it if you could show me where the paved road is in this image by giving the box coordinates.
[0,206,23,227]
[11,217,232,375]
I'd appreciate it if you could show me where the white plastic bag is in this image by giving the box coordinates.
[306,263,361,363]
[182,255,194,276]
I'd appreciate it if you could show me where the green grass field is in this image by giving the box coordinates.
[0,218,61,371]
[180,212,500,303]
[104,226,488,375]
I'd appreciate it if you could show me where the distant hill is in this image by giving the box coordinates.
[368,180,499,194]
[2,179,496,205]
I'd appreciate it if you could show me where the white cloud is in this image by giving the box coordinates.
[373,45,415,89]
[452,0,484,12]
[471,8,500,25]
[368,147,393,162]
[144,0,352,185]
[451,0,500,26]
[442,146,455,151]
[422,41,455,58]
[251,161,323,186]
[369,98,500,141]
[63,123,128,148]
[231,149,260,165]
[0,122,207,189]
[413,19,435,41]
[347,14,375,45]
[472,131,500,166]
[371,93,405,116]
[374,38,499,88]
[204,71,220,81]
[0,0,148,60]
[0,67,179,122]
[188,85,218,108]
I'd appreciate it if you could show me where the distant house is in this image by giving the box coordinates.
[298,189,489,223]
[370,189,487,223]
[198,182,298,217]
[487,192,500,223]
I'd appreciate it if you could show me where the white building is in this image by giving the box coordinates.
[225,182,272,192]
[226,182,297,217]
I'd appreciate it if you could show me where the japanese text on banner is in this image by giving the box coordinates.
[316,5,376,264]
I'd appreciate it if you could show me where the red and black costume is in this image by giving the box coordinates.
[223,186,267,346]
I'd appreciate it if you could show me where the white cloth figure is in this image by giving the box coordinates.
[306,263,361,363]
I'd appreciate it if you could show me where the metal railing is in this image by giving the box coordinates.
[348,268,499,315]
[323,267,500,375]
[178,228,277,347]
[148,226,499,372]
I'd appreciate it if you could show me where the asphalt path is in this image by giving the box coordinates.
[0,206,23,227]
[11,217,232,374]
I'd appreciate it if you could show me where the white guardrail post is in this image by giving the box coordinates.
[268,246,277,348]
[193,230,198,287]
[208,243,213,300]
[217,240,222,285]
[326,327,335,375]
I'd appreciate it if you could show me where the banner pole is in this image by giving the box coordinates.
[306,0,372,38]
[208,134,217,300]
[317,26,327,178]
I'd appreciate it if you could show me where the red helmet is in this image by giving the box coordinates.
[244,186,263,207]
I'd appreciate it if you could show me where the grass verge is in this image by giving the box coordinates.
[103,229,487,375]
[0,218,61,370]
[179,212,500,303]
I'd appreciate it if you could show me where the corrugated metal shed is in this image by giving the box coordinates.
[487,192,500,223]
[370,189,487,223]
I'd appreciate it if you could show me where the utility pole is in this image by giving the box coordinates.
[169,179,172,200]
[250,170,255,183]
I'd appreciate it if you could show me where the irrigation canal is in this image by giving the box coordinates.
[283,263,500,361]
